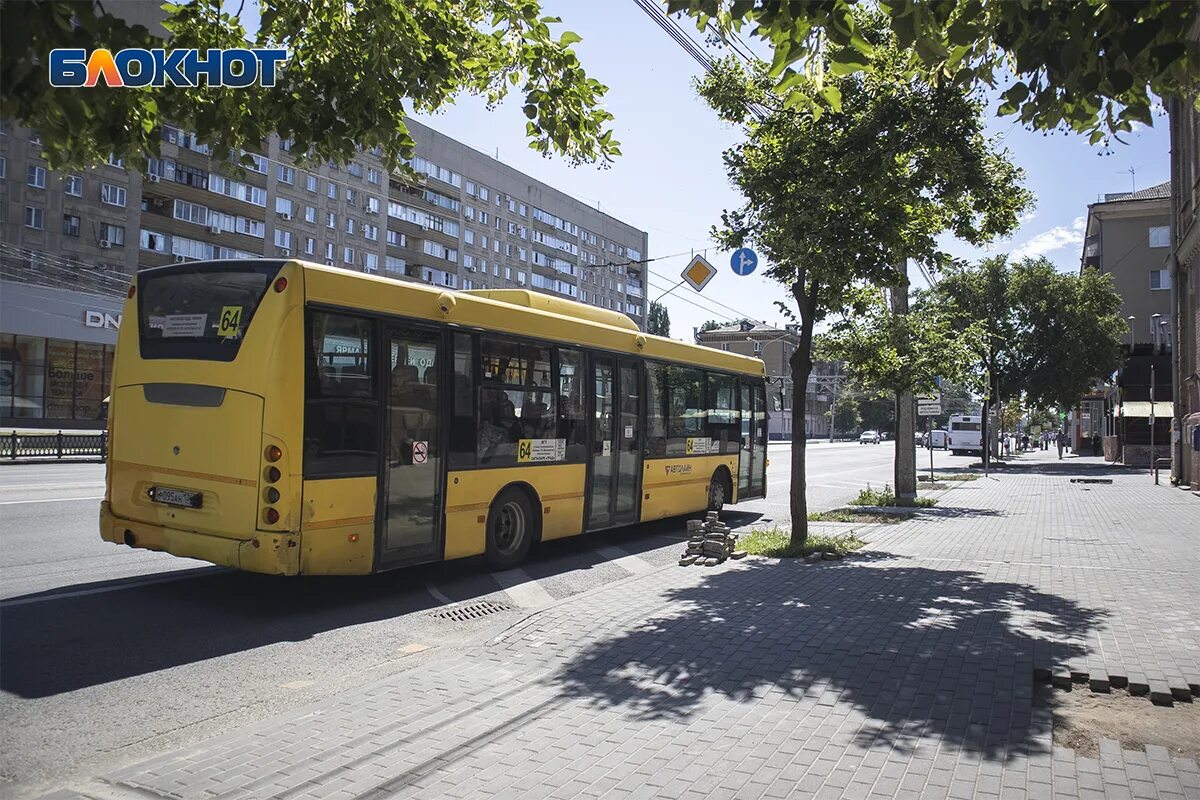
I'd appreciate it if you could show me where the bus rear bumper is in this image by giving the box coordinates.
[100,501,300,575]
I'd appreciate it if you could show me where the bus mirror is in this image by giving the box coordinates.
[436,292,457,316]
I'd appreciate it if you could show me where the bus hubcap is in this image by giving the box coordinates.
[494,502,526,555]
[710,480,725,508]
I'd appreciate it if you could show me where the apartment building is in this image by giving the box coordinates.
[0,118,649,427]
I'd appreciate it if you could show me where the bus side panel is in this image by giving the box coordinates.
[299,477,376,575]
[641,455,737,521]
[444,464,586,559]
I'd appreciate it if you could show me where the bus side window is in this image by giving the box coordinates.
[448,333,476,469]
[303,311,379,477]
[644,362,668,457]
[557,347,587,461]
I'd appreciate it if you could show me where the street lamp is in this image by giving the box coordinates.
[1127,315,1136,350]
[1151,313,1162,349]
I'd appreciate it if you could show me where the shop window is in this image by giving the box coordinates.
[1,336,47,419]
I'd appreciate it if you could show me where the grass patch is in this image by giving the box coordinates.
[741,527,866,558]
[848,484,938,508]
[807,509,914,523]
[939,473,981,482]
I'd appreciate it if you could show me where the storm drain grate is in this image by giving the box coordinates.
[432,600,513,622]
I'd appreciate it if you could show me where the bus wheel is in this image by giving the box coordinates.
[485,487,534,570]
[707,471,730,513]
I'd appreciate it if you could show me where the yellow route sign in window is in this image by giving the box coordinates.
[681,254,717,292]
[217,305,243,338]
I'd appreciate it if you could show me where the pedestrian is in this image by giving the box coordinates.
[1056,431,1064,460]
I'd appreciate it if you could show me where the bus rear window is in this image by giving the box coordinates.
[952,421,981,431]
[138,261,284,361]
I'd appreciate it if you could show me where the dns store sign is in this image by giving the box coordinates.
[50,48,288,88]
[85,310,122,331]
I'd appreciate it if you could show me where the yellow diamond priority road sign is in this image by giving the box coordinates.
[681,254,717,292]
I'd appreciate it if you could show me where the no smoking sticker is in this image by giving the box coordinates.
[412,441,428,464]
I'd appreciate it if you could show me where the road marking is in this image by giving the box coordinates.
[595,545,654,575]
[0,495,103,506]
[493,567,555,609]
[425,581,452,605]
[0,567,223,608]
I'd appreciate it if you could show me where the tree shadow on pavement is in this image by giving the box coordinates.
[553,558,1106,764]
[916,506,1006,519]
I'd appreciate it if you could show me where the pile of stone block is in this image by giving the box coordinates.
[679,511,747,566]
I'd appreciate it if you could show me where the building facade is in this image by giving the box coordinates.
[693,321,842,439]
[0,119,649,428]
[1079,182,1175,464]
[1168,21,1200,489]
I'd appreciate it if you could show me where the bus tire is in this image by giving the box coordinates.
[707,469,731,513]
[485,486,535,570]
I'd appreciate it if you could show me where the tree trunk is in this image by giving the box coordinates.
[890,275,916,499]
[789,280,818,547]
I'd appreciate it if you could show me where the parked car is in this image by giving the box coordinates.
[915,431,928,447]
[859,430,881,444]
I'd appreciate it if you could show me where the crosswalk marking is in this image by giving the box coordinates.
[493,567,555,608]
[595,545,654,575]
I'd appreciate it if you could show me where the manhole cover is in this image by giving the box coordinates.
[432,600,512,622]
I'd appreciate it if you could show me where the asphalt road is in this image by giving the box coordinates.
[0,440,976,799]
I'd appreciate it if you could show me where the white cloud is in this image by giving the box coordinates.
[1010,215,1085,260]
[1017,210,1037,225]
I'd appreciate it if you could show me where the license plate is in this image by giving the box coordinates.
[150,486,202,509]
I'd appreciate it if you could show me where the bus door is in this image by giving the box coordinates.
[378,325,444,567]
[749,382,767,497]
[587,355,643,529]
[738,382,752,499]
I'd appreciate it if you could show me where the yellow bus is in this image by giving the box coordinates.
[100,259,768,575]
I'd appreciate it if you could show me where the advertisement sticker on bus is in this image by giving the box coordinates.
[161,314,208,337]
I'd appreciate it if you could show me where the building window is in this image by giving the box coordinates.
[24,206,44,230]
[62,214,80,237]
[244,152,267,173]
[305,205,316,224]
[0,155,5,178]
[346,217,357,235]
[364,253,378,271]
[326,211,337,229]
[325,241,335,260]
[347,161,363,178]
[364,223,378,241]
[27,165,46,188]
[344,246,354,264]
[347,188,359,205]
[1148,225,1170,248]
[464,230,475,246]
[140,229,167,252]
[306,173,318,193]
[327,182,338,200]
[107,153,125,169]
[1150,269,1172,290]
[304,237,315,255]
[174,198,209,225]
[277,165,295,185]
[386,229,405,247]
[276,197,294,216]
[367,167,381,185]
[100,223,125,246]
[275,228,293,250]
[64,174,83,196]
[100,183,127,207]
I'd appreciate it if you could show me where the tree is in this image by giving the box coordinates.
[647,301,671,337]
[828,391,862,433]
[674,0,1200,144]
[935,255,1126,426]
[818,286,983,493]
[858,392,895,435]
[697,320,726,335]
[1,1,620,172]
[697,17,1030,546]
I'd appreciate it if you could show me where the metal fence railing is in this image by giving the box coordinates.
[5,431,107,461]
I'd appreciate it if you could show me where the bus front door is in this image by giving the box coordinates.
[378,326,444,567]
[587,356,643,530]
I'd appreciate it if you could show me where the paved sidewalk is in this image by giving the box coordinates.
[40,453,1200,800]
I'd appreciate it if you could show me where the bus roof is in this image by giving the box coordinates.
[292,260,766,377]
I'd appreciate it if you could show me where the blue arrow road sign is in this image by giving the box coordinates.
[731,248,758,276]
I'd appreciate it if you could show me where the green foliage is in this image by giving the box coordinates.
[0,0,621,172]
[828,391,862,432]
[818,286,986,400]
[850,484,937,508]
[696,13,1029,548]
[671,0,1200,144]
[647,301,671,337]
[858,393,895,433]
[697,319,726,335]
[934,256,1126,410]
[741,528,866,558]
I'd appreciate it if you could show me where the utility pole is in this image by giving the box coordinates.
[892,262,917,500]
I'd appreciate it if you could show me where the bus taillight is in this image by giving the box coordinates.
[273,277,287,293]
[265,445,282,462]
[264,508,280,525]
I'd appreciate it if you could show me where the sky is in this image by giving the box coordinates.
[234,0,1172,341]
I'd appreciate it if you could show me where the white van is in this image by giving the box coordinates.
[927,429,948,449]
[947,414,983,456]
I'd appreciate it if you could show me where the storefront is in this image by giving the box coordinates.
[1,281,123,429]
